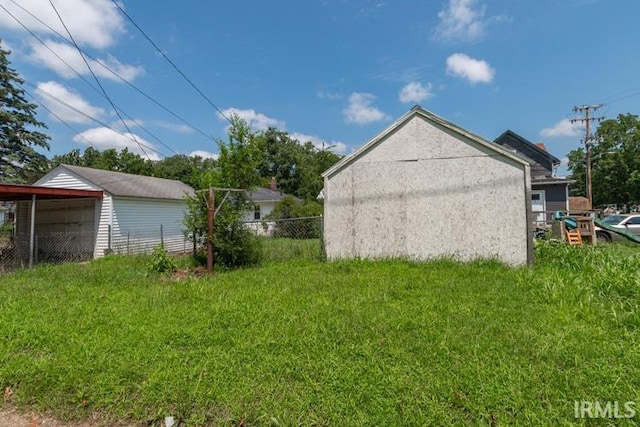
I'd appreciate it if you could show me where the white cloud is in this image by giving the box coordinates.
[399,82,433,104]
[112,119,144,129]
[0,0,125,49]
[343,92,389,124]
[216,107,346,154]
[445,53,494,84]
[189,150,218,160]
[35,81,104,124]
[290,132,348,154]
[540,119,581,138]
[73,127,161,161]
[154,121,194,134]
[28,40,144,82]
[434,0,487,43]
[317,90,343,100]
[218,108,285,131]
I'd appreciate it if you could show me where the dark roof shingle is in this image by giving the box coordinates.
[58,165,194,200]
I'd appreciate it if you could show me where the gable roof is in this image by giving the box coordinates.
[495,130,561,165]
[40,165,194,200]
[322,106,530,179]
[247,187,300,203]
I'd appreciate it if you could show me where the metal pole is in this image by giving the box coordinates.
[160,224,164,246]
[28,194,36,268]
[207,188,214,274]
[586,143,593,207]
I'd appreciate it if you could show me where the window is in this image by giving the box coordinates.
[253,205,261,220]
[531,193,541,201]
[625,216,640,225]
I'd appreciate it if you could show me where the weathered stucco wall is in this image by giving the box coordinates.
[324,114,530,266]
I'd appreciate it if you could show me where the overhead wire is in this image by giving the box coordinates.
[24,87,100,151]
[6,0,214,142]
[109,0,232,124]
[24,80,169,158]
[47,0,153,161]
[0,2,179,157]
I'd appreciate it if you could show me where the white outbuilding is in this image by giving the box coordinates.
[322,106,533,266]
[13,164,194,262]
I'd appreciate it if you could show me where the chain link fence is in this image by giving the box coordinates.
[0,224,194,272]
[242,216,324,261]
[109,225,195,256]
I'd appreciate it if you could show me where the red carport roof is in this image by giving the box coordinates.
[0,184,104,202]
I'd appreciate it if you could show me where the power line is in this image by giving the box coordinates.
[570,104,605,207]
[48,0,152,161]
[25,80,168,158]
[24,88,100,151]
[109,0,232,124]
[0,2,178,156]
[7,0,214,141]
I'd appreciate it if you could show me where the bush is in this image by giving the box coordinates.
[148,244,177,274]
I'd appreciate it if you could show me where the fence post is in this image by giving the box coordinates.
[107,225,112,254]
[160,224,164,246]
[127,232,130,255]
[319,215,325,260]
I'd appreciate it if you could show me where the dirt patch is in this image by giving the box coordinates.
[167,266,208,282]
[0,409,99,427]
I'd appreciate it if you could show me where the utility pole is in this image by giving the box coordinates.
[570,104,604,208]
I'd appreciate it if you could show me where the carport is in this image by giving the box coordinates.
[0,184,103,268]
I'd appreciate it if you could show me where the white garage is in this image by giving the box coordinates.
[11,164,194,264]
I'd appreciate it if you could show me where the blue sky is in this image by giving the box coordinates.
[1,0,639,174]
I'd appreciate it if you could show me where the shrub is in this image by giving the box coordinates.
[148,244,177,274]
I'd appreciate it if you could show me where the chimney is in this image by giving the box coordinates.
[270,177,277,192]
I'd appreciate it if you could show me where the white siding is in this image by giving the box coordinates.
[35,170,100,190]
[94,195,111,258]
[111,197,189,255]
[242,201,277,222]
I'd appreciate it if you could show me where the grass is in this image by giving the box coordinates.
[0,243,639,425]
[260,237,322,262]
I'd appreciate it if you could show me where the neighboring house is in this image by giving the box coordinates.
[494,130,572,226]
[322,106,533,266]
[244,178,299,221]
[14,164,194,260]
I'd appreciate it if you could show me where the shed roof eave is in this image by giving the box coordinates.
[322,106,530,180]
[0,184,104,201]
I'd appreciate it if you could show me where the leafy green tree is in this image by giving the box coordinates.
[0,42,50,183]
[52,147,153,176]
[568,113,640,206]
[185,114,263,268]
[255,129,342,200]
[154,154,216,189]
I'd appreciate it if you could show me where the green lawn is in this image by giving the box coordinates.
[0,243,639,425]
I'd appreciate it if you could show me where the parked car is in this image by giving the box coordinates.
[595,214,640,243]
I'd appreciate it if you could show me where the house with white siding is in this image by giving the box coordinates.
[15,164,194,261]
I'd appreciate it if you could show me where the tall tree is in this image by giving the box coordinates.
[184,114,263,268]
[568,113,640,207]
[0,42,50,183]
[255,129,342,200]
